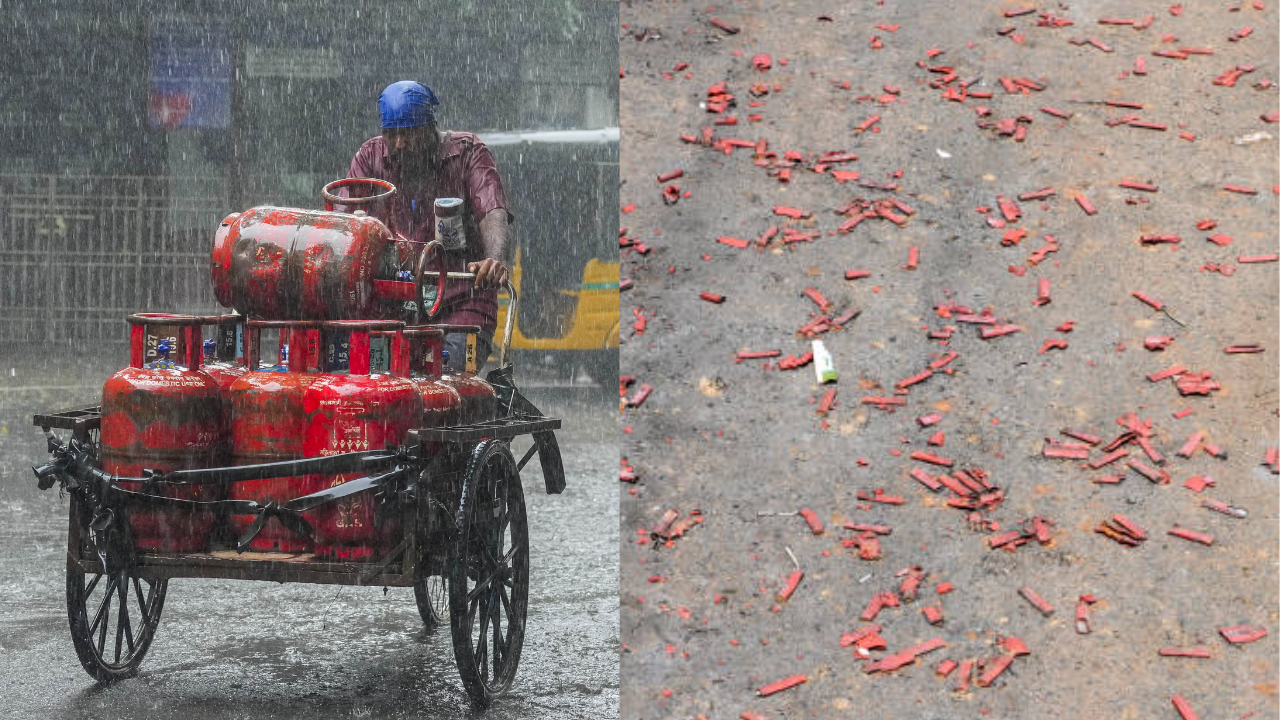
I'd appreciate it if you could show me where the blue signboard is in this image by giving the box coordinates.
[149,23,232,129]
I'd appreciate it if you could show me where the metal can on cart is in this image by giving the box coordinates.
[434,197,466,252]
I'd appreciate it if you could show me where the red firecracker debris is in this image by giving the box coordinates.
[976,654,1016,687]
[980,324,1021,339]
[1119,180,1158,192]
[910,451,954,467]
[857,115,882,132]
[773,205,810,219]
[1171,696,1201,720]
[803,286,831,311]
[777,569,805,602]
[954,659,974,692]
[627,383,654,408]
[709,17,740,34]
[1096,514,1147,546]
[700,292,725,303]
[756,674,807,697]
[1159,647,1212,658]
[865,638,947,674]
[860,591,900,621]
[816,389,838,416]
[799,508,824,535]
[1075,595,1096,634]
[1201,498,1247,518]
[1147,365,1186,382]
[1018,585,1055,616]
[897,369,934,389]
[911,468,943,491]
[1167,525,1214,545]
[904,246,920,270]
[1219,625,1268,644]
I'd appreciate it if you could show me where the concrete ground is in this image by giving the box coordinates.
[0,346,618,720]
[620,2,1278,719]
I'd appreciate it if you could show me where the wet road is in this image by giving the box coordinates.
[620,2,1277,719]
[0,347,618,720]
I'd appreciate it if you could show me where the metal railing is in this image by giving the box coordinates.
[0,175,227,342]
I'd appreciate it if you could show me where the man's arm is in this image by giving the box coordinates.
[462,140,515,290]
[469,209,514,290]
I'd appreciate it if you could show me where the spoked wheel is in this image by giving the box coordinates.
[66,555,167,683]
[447,440,529,708]
[413,574,449,629]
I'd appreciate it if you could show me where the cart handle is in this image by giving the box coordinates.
[414,240,450,320]
[498,279,517,369]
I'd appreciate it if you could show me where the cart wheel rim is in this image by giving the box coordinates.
[68,559,166,678]
[448,441,529,704]
[414,574,449,627]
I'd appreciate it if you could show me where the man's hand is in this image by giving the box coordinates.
[467,258,509,291]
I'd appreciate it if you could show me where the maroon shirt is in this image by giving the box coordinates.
[343,131,511,333]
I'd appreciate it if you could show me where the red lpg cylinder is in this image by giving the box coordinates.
[401,327,463,428]
[421,324,497,425]
[226,320,327,552]
[100,314,225,553]
[210,207,393,320]
[303,321,421,561]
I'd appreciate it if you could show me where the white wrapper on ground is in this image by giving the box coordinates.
[813,339,837,384]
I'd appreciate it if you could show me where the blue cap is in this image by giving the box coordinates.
[157,339,172,357]
[379,81,440,129]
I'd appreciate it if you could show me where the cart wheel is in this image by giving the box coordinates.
[447,440,529,708]
[66,555,167,683]
[413,574,448,629]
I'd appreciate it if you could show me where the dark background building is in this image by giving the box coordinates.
[0,0,618,342]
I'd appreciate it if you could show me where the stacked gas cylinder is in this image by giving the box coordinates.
[99,205,498,560]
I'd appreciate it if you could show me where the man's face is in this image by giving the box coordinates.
[383,125,439,174]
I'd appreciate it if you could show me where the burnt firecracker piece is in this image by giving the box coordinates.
[756,674,807,696]
[799,507,824,534]
[1171,696,1200,720]
[1159,647,1212,658]
[976,654,1016,687]
[864,638,947,674]
[1018,585,1055,616]
[1201,498,1247,518]
[1167,525,1214,546]
[1219,625,1268,644]
[777,569,805,601]
[1075,595,1096,634]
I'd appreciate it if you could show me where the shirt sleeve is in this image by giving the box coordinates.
[464,142,512,223]
[338,139,379,204]
[347,139,376,180]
